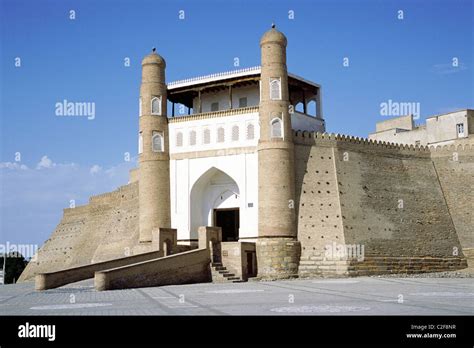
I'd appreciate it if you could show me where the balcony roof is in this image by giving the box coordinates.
[167,66,321,108]
[167,66,321,90]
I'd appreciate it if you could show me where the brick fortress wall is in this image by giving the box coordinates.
[294,132,468,277]
[19,182,140,281]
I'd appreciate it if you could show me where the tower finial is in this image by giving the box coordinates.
[152,47,156,53]
[271,23,275,29]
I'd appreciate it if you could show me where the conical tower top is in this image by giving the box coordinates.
[142,47,166,67]
[260,24,287,47]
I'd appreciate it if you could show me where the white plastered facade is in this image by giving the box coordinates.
[169,110,260,243]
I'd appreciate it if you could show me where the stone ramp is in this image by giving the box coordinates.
[36,226,247,292]
[36,249,165,290]
[93,226,234,291]
[95,248,212,291]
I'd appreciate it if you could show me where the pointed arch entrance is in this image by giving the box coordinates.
[190,167,240,241]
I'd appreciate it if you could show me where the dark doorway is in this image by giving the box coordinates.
[214,208,239,241]
[246,252,254,276]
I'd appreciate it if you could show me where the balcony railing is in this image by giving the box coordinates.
[168,106,259,123]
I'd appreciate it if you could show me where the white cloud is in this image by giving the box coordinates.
[90,164,102,175]
[0,162,28,170]
[36,155,55,169]
[432,63,468,75]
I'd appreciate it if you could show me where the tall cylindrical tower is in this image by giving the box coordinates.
[138,49,171,243]
[256,26,301,279]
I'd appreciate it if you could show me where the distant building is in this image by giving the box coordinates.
[369,109,474,147]
[0,253,4,285]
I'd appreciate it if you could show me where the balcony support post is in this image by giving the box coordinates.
[198,89,202,113]
[228,84,233,109]
[302,89,307,114]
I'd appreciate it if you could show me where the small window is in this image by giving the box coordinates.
[211,102,219,112]
[203,128,211,144]
[307,100,317,117]
[217,127,225,143]
[232,125,239,141]
[295,102,304,113]
[138,133,143,154]
[270,78,281,100]
[189,130,197,146]
[152,132,164,152]
[176,132,183,147]
[271,118,283,138]
[246,123,255,140]
[239,97,247,108]
[151,96,161,115]
[456,123,465,137]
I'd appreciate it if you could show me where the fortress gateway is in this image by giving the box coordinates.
[20,27,472,290]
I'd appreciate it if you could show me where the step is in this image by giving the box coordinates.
[226,276,240,281]
[212,276,238,282]
[299,260,318,265]
[211,272,241,282]
[210,263,243,283]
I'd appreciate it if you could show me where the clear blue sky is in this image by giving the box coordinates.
[0,0,473,248]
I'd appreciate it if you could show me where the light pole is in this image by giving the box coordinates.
[1,252,5,285]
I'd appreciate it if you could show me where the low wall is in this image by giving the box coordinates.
[35,249,164,291]
[463,248,474,268]
[221,242,256,281]
[299,255,467,277]
[349,256,467,276]
[94,248,211,291]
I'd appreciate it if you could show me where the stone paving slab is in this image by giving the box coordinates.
[0,277,473,316]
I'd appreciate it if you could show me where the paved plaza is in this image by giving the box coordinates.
[0,277,473,315]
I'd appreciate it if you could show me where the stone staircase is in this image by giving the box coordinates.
[297,256,321,277]
[211,262,242,283]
